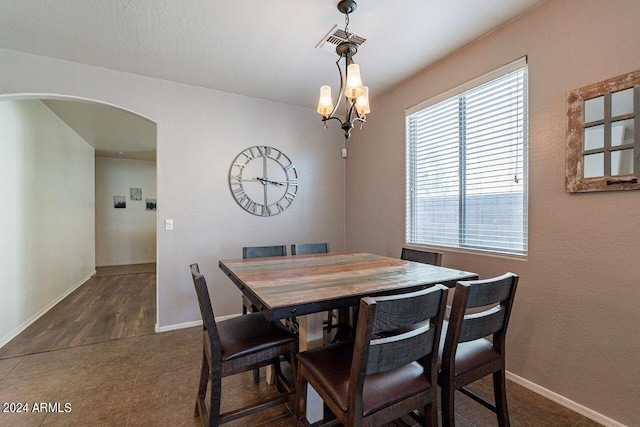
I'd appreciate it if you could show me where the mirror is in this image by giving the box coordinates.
[566,69,640,192]
[611,150,634,176]
[610,119,634,146]
[584,96,604,123]
[611,88,634,118]
[584,125,604,150]
[583,153,604,178]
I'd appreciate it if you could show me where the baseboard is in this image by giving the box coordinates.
[0,271,96,349]
[96,261,156,267]
[506,371,627,427]
[155,320,201,333]
[154,313,241,333]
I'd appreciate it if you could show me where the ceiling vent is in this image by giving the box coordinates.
[316,25,366,53]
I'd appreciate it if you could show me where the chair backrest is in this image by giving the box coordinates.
[190,263,222,361]
[349,285,448,405]
[443,273,519,363]
[291,243,330,255]
[400,247,443,266]
[242,245,287,258]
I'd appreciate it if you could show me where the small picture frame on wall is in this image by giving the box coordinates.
[114,196,126,208]
[130,188,142,201]
[146,199,157,211]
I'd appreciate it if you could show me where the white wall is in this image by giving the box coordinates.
[0,99,95,346]
[345,0,640,425]
[0,48,346,330]
[95,157,157,266]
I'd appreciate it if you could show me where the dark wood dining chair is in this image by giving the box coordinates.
[291,242,330,255]
[438,272,519,427]
[190,263,298,426]
[242,244,287,259]
[291,242,349,341]
[241,245,287,315]
[296,285,448,427]
[242,245,290,382]
[401,247,443,266]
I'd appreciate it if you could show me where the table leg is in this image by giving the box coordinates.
[297,312,324,424]
[266,318,297,385]
[265,365,276,385]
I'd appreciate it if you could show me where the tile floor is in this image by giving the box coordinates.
[0,265,603,426]
[0,325,602,427]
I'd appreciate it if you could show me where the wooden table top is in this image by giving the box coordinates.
[219,252,477,321]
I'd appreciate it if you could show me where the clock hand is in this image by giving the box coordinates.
[251,177,286,186]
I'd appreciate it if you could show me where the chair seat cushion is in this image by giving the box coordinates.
[217,313,297,362]
[298,342,433,417]
[438,321,501,377]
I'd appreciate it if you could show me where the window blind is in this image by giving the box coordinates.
[406,61,528,255]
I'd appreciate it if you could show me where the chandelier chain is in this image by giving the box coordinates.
[344,13,351,39]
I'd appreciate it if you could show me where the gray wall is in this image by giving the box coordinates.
[345,0,640,425]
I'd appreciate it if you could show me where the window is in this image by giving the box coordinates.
[406,58,528,255]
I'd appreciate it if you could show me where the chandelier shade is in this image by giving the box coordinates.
[345,64,364,99]
[317,85,334,116]
[355,86,370,117]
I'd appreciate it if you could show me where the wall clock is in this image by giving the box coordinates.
[229,146,298,216]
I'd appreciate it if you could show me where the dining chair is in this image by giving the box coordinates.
[291,242,330,255]
[242,244,287,259]
[241,245,287,315]
[438,272,519,427]
[400,247,443,266]
[190,263,298,426]
[296,285,448,427]
[291,242,349,341]
[242,245,290,383]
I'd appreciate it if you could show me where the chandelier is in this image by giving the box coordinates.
[316,0,370,141]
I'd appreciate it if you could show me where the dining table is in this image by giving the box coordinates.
[218,251,478,423]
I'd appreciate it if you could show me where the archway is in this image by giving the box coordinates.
[0,94,158,356]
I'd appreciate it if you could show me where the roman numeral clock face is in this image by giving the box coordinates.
[229,146,298,216]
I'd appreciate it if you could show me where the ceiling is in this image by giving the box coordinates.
[1,0,547,157]
[42,99,157,161]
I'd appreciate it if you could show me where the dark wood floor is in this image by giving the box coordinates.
[0,265,603,426]
[0,264,156,359]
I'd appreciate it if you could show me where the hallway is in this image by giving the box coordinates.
[0,264,156,359]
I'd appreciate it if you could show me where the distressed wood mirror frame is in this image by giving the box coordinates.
[566,70,640,193]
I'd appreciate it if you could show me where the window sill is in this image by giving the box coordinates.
[404,243,528,262]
